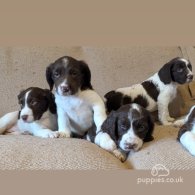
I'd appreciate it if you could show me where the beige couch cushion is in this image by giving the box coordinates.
[0,135,128,170]
[127,125,195,170]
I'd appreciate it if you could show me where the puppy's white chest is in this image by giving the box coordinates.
[164,85,177,101]
[66,98,93,121]
[56,95,94,132]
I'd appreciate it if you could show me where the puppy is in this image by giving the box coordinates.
[0,87,59,138]
[87,103,154,162]
[46,56,107,138]
[105,57,193,125]
[177,106,195,156]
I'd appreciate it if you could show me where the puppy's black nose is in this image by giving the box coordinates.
[60,86,70,93]
[188,75,193,80]
[125,143,137,150]
[21,115,28,121]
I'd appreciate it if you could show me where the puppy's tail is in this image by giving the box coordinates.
[0,111,19,134]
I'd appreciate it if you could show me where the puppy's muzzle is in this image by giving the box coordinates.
[187,74,193,81]
[60,85,70,93]
[124,143,138,150]
[21,115,28,122]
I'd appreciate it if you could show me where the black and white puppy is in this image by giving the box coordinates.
[46,56,107,138]
[87,103,154,162]
[177,106,195,156]
[0,87,58,138]
[105,57,193,125]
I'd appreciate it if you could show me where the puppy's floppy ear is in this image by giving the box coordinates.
[158,59,175,84]
[18,111,21,119]
[46,63,54,91]
[44,89,56,114]
[177,123,191,141]
[17,88,31,120]
[79,60,93,90]
[101,111,118,142]
[143,114,154,142]
[17,90,25,103]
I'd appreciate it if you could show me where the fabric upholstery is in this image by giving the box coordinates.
[0,135,127,170]
[127,125,195,170]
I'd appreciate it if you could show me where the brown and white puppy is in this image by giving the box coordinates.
[46,56,107,138]
[105,57,193,125]
[87,103,154,162]
[0,87,58,138]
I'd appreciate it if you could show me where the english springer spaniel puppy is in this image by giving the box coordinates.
[46,56,107,138]
[87,103,154,162]
[0,87,58,138]
[105,57,193,125]
[177,106,195,156]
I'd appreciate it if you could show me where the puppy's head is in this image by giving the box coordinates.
[158,57,193,84]
[46,56,93,96]
[18,87,56,123]
[101,103,154,152]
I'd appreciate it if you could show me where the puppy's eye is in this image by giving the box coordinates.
[138,125,145,131]
[30,100,38,106]
[53,72,60,78]
[120,124,128,130]
[177,68,184,73]
[70,70,78,76]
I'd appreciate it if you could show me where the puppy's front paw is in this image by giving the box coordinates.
[112,149,126,162]
[99,135,116,151]
[38,130,59,138]
[59,131,71,138]
[167,116,175,122]
[48,131,60,138]
[174,119,185,128]
[44,131,59,138]
[161,121,173,126]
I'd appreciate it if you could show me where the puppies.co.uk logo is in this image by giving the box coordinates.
[137,164,183,185]
[151,164,170,177]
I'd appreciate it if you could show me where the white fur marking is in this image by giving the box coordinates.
[62,57,69,65]
[180,131,195,156]
[180,58,189,65]
[131,103,140,112]
[20,90,34,122]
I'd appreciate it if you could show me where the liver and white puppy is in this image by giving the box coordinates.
[105,57,193,125]
[177,106,195,156]
[0,87,58,138]
[87,103,154,162]
[46,56,107,138]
